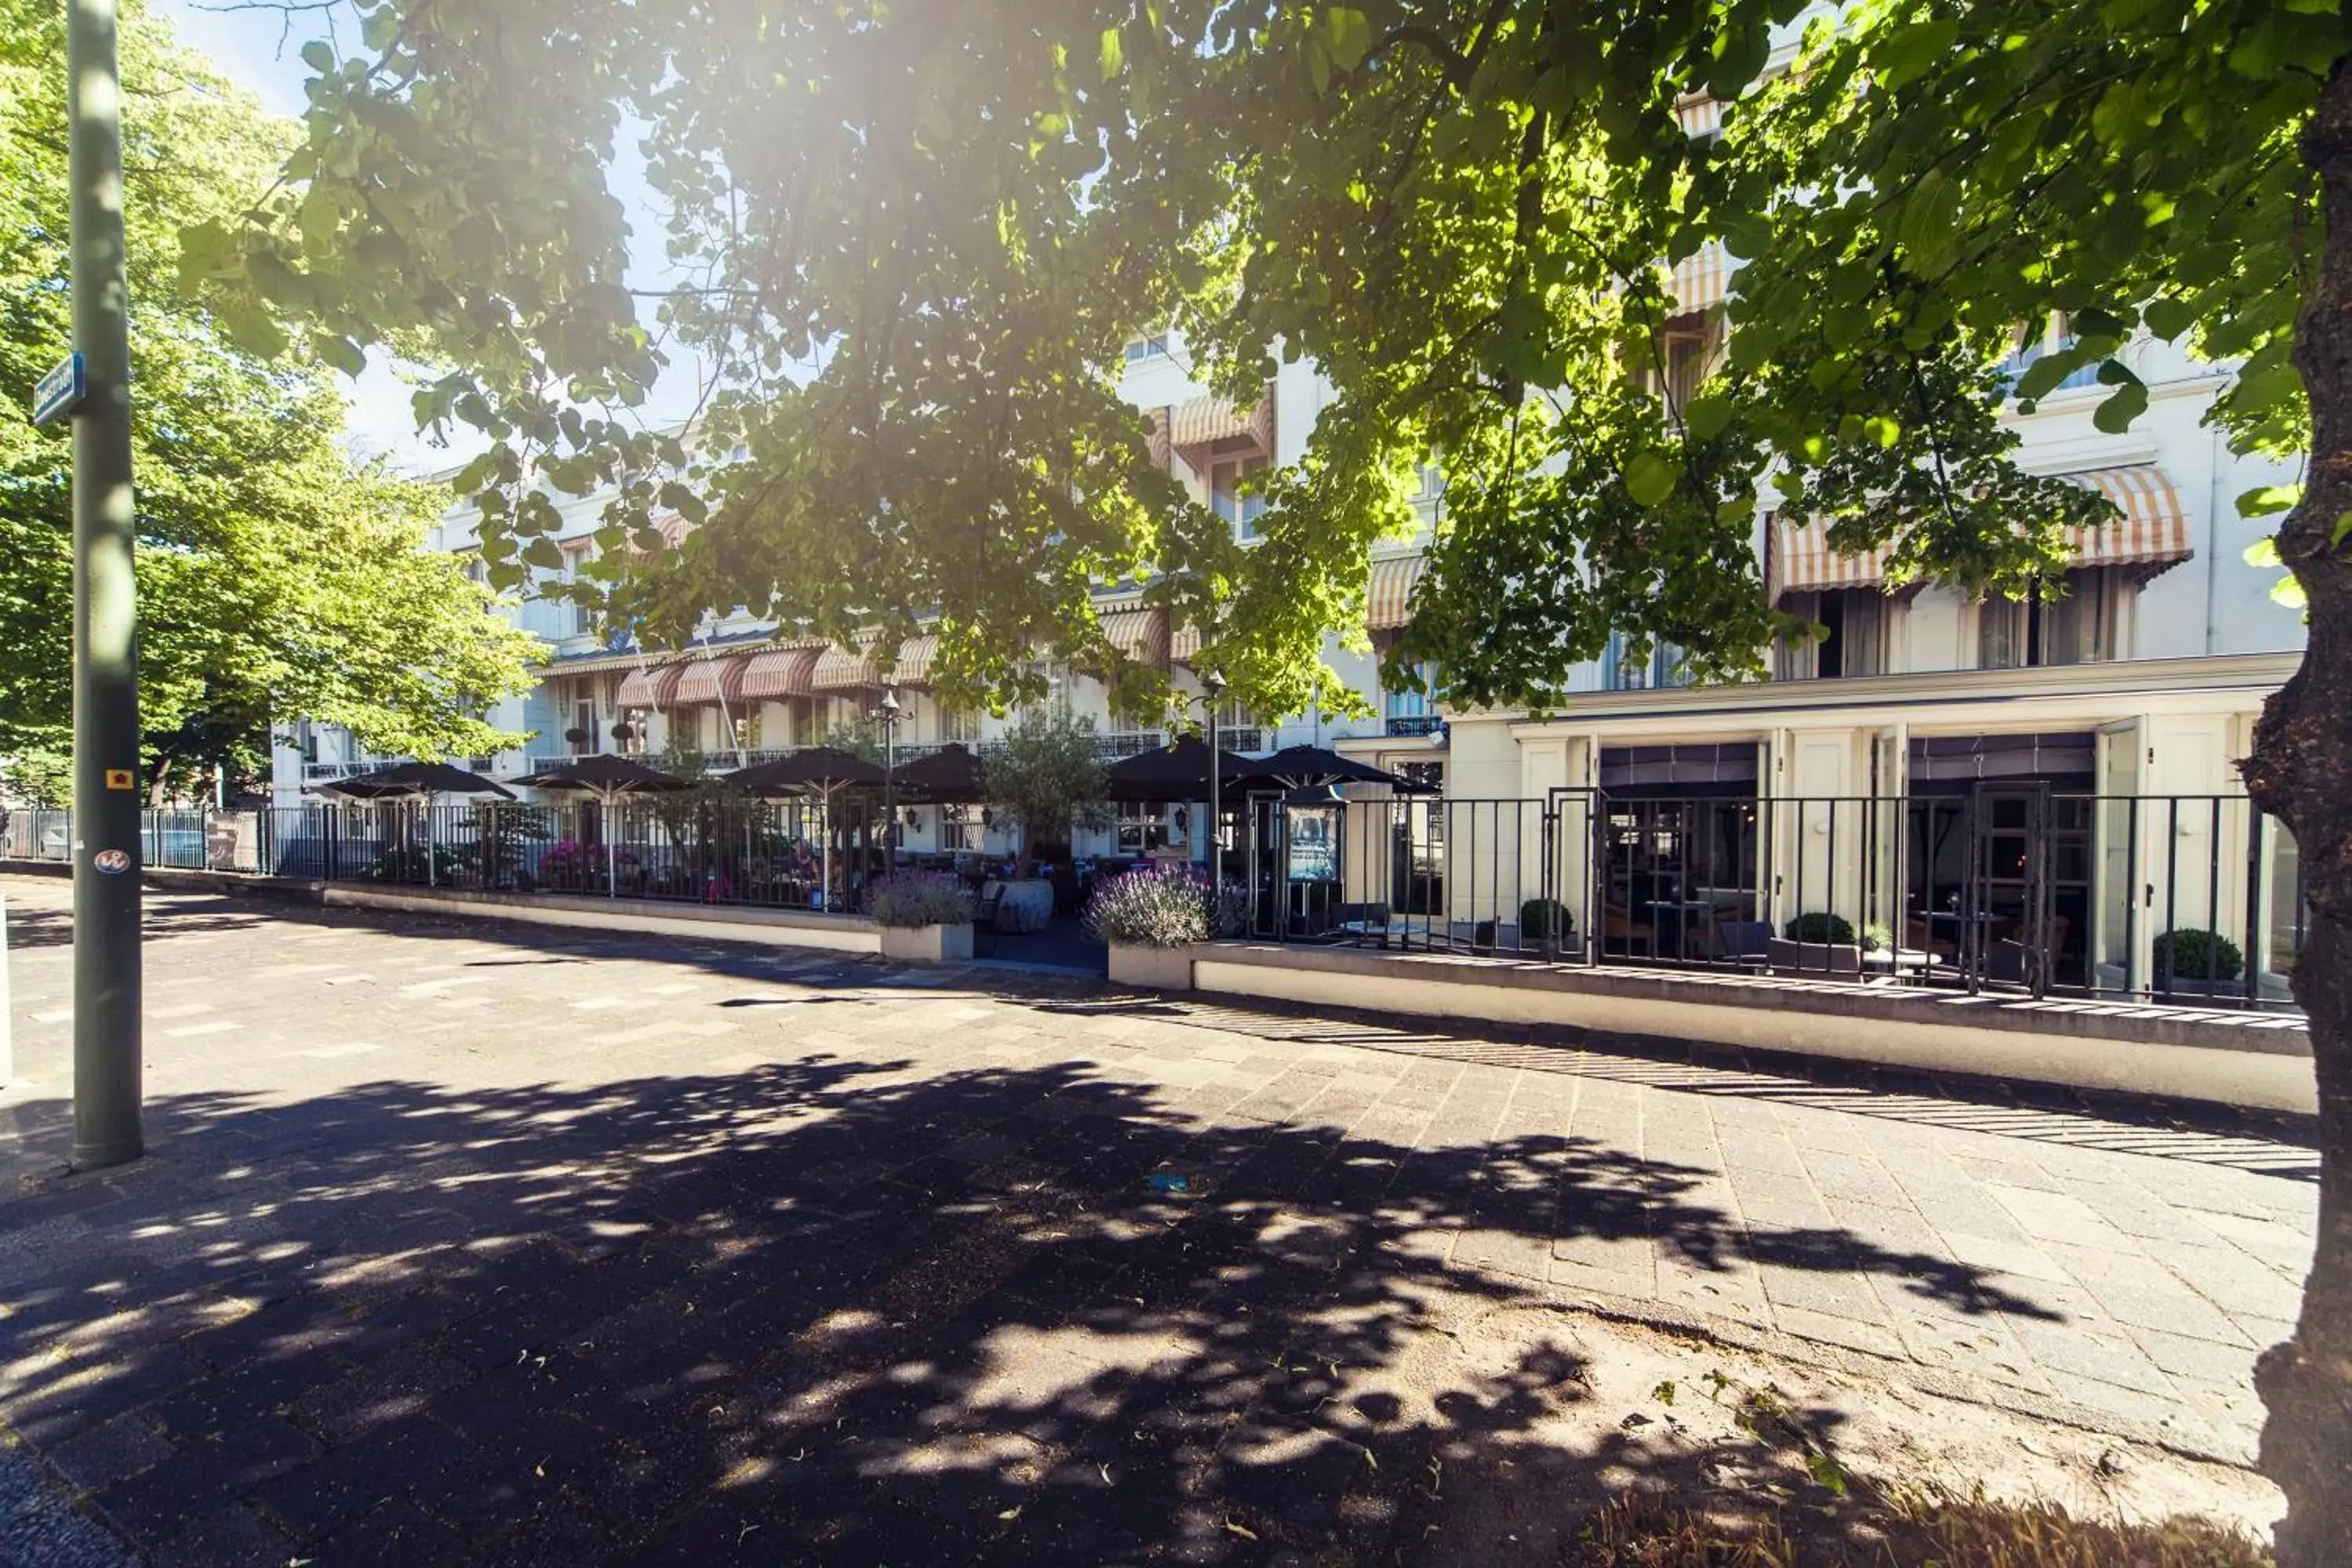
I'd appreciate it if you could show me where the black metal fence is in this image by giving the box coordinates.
[252,799,887,912]
[1236,787,2307,1013]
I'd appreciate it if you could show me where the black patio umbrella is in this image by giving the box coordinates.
[1102,738,1255,804]
[511,754,692,892]
[1227,745,1423,793]
[313,761,517,802]
[315,763,517,887]
[720,748,887,907]
[889,743,987,805]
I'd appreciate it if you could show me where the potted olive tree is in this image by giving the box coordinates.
[982,706,1109,931]
[1083,864,1247,989]
[866,869,977,962]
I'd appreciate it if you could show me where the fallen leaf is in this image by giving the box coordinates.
[1224,1520,1258,1541]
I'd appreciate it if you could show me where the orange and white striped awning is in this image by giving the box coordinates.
[1161,389,1276,469]
[1769,464,2193,599]
[1769,520,1896,599]
[739,645,822,701]
[1367,553,1429,631]
[884,634,940,687]
[809,636,884,693]
[1675,94,1722,137]
[614,662,688,710]
[672,655,749,707]
[2067,465,2191,570]
[1169,618,1205,665]
[1669,241,1730,314]
[1098,607,1168,665]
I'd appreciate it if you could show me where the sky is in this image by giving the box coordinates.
[154,0,700,476]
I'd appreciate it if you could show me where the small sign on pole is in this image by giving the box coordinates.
[32,350,84,427]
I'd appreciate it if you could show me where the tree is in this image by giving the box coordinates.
[212,2,2350,1552]
[0,0,541,800]
[983,707,1110,863]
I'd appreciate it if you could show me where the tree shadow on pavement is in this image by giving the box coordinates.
[0,1045,2071,1566]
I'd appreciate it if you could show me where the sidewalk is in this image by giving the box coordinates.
[0,877,2314,1563]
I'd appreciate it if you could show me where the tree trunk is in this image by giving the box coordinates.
[2245,56,2352,1568]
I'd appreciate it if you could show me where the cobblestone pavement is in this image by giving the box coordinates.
[0,878,2317,1564]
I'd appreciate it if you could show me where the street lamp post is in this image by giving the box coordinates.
[1201,671,1228,877]
[875,686,902,865]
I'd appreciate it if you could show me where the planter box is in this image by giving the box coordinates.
[879,921,975,964]
[1108,942,1195,991]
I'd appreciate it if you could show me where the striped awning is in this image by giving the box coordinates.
[614,662,688,710]
[1163,389,1276,468]
[1675,94,1722,137]
[885,634,940,687]
[1099,607,1168,665]
[673,655,749,707]
[1769,464,2193,599]
[1367,553,1429,631]
[1169,618,1205,664]
[810,637,884,693]
[1770,520,1896,599]
[1669,241,1730,314]
[2067,465,2191,570]
[739,645,823,701]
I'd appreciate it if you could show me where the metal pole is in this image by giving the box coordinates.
[67,0,141,1169]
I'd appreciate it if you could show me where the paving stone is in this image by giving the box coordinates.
[0,877,2321,1559]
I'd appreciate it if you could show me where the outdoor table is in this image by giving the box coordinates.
[1860,947,1936,986]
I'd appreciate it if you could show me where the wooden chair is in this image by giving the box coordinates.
[1602,904,1655,959]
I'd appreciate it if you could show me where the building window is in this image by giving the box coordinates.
[1637,313,1722,412]
[570,698,599,753]
[2000,314,2100,395]
[1116,804,1171,855]
[1778,590,1886,679]
[1979,569,2129,670]
[941,805,986,852]
[1210,453,1269,539]
[1603,633,1693,691]
[1123,333,1171,365]
[1384,661,1439,720]
[937,706,978,745]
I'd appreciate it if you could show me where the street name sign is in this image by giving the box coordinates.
[32,351,83,427]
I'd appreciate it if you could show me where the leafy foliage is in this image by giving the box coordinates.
[1082,863,1243,949]
[982,706,1109,853]
[863,869,977,927]
[1784,912,1856,946]
[2153,927,2247,985]
[0,0,540,797]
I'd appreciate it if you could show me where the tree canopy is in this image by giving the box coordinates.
[205,2,2352,1555]
[0,0,542,799]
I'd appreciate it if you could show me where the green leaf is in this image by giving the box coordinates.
[1876,18,1960,91]
[1683,394,1733,441]
[2142,297,2197,342]
[521,538,566,571]
[2091,381,2148,434]
[1326,7,1372,72]
[2271,575,2308,611]
[1895,170,1960,270]
[1624,452,1679,508]
[2236,485,2299,519]
[2336,510,2352,549]
[2244,537,2281,568]
[1098,27,1123,82]
[310,334,365,376]
[299,39,335,73]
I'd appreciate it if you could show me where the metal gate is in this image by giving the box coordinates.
[1958,782,2053,997]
